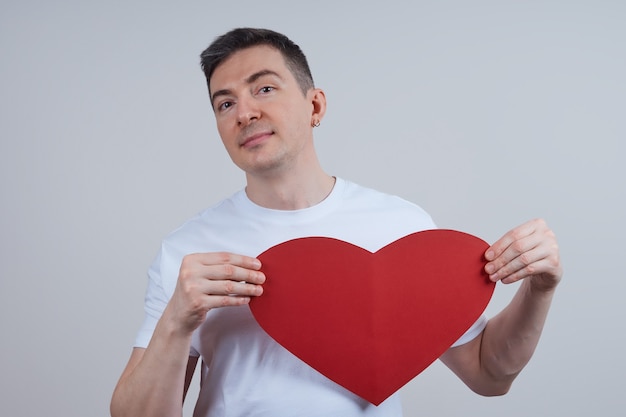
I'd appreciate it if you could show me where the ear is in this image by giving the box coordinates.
[309,88,327,127]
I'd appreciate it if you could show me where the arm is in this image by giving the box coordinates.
[440,218,562,396]
[110,253,265,417]
[111,349,198,417]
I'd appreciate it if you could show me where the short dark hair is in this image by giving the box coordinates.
[200,28,315,96]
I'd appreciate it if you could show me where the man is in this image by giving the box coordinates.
[110,28,562,417]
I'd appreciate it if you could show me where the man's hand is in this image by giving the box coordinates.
[484,218,562,292]
[165,252,266,335]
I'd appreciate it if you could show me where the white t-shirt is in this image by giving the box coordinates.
[135,178,487,417]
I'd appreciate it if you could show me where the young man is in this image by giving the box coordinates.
[111,28,562,417]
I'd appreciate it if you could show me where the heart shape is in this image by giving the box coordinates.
[250,229,494,405]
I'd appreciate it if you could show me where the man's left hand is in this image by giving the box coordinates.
[484,218,562,292]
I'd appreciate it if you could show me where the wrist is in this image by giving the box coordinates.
[157,305,197,344]
[527,275,560,296]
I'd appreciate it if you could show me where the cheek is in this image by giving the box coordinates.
[281,102,311,131]
[216,121,234,144]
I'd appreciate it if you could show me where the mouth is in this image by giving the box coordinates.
[240,130,274,148]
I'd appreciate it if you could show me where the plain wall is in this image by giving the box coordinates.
[1,1,624,416]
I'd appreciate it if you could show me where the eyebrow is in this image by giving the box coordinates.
[210,69,283,108]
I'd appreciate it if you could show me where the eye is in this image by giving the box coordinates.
[259,86,274,94]
[217,100,234,112]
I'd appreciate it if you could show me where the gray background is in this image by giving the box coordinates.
[1,1,624,416]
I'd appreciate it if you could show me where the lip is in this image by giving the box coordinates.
[240,131,273,148]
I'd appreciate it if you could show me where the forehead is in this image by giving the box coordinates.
[209,45,290,92]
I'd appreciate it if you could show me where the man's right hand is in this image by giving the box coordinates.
[164,252,265,335]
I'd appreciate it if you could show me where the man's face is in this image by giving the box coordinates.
[209,45,319,177]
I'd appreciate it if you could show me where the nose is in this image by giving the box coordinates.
[236,96,260,127]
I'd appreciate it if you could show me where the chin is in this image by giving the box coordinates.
[238,153,288,175]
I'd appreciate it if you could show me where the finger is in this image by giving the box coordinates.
[494,257,557,285]
[485,232,539,278]
[485,219,542,261]
[179,265,264,299]
[198,252,262,271]
[181,253,266,284]
[203,280,264,309]
[202,253,265,284]
[211,279,264,297]
[214,294,253,308]
[205,263,266,285]
[201,293,254,310]
[486,243,548,283]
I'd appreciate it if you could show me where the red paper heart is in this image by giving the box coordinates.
[250,229,494,405]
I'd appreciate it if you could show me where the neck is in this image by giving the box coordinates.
[245,165,335,210]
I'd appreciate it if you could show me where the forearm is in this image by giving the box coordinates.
[110,313,192,417]
[480,279,556,383]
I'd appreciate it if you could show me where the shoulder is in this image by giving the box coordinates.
[163,191,243,245]
[339,179,434,223]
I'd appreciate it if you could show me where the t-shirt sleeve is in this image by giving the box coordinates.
[133,246,201,357]
[134,250,168,349]
[449,314,488,348]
